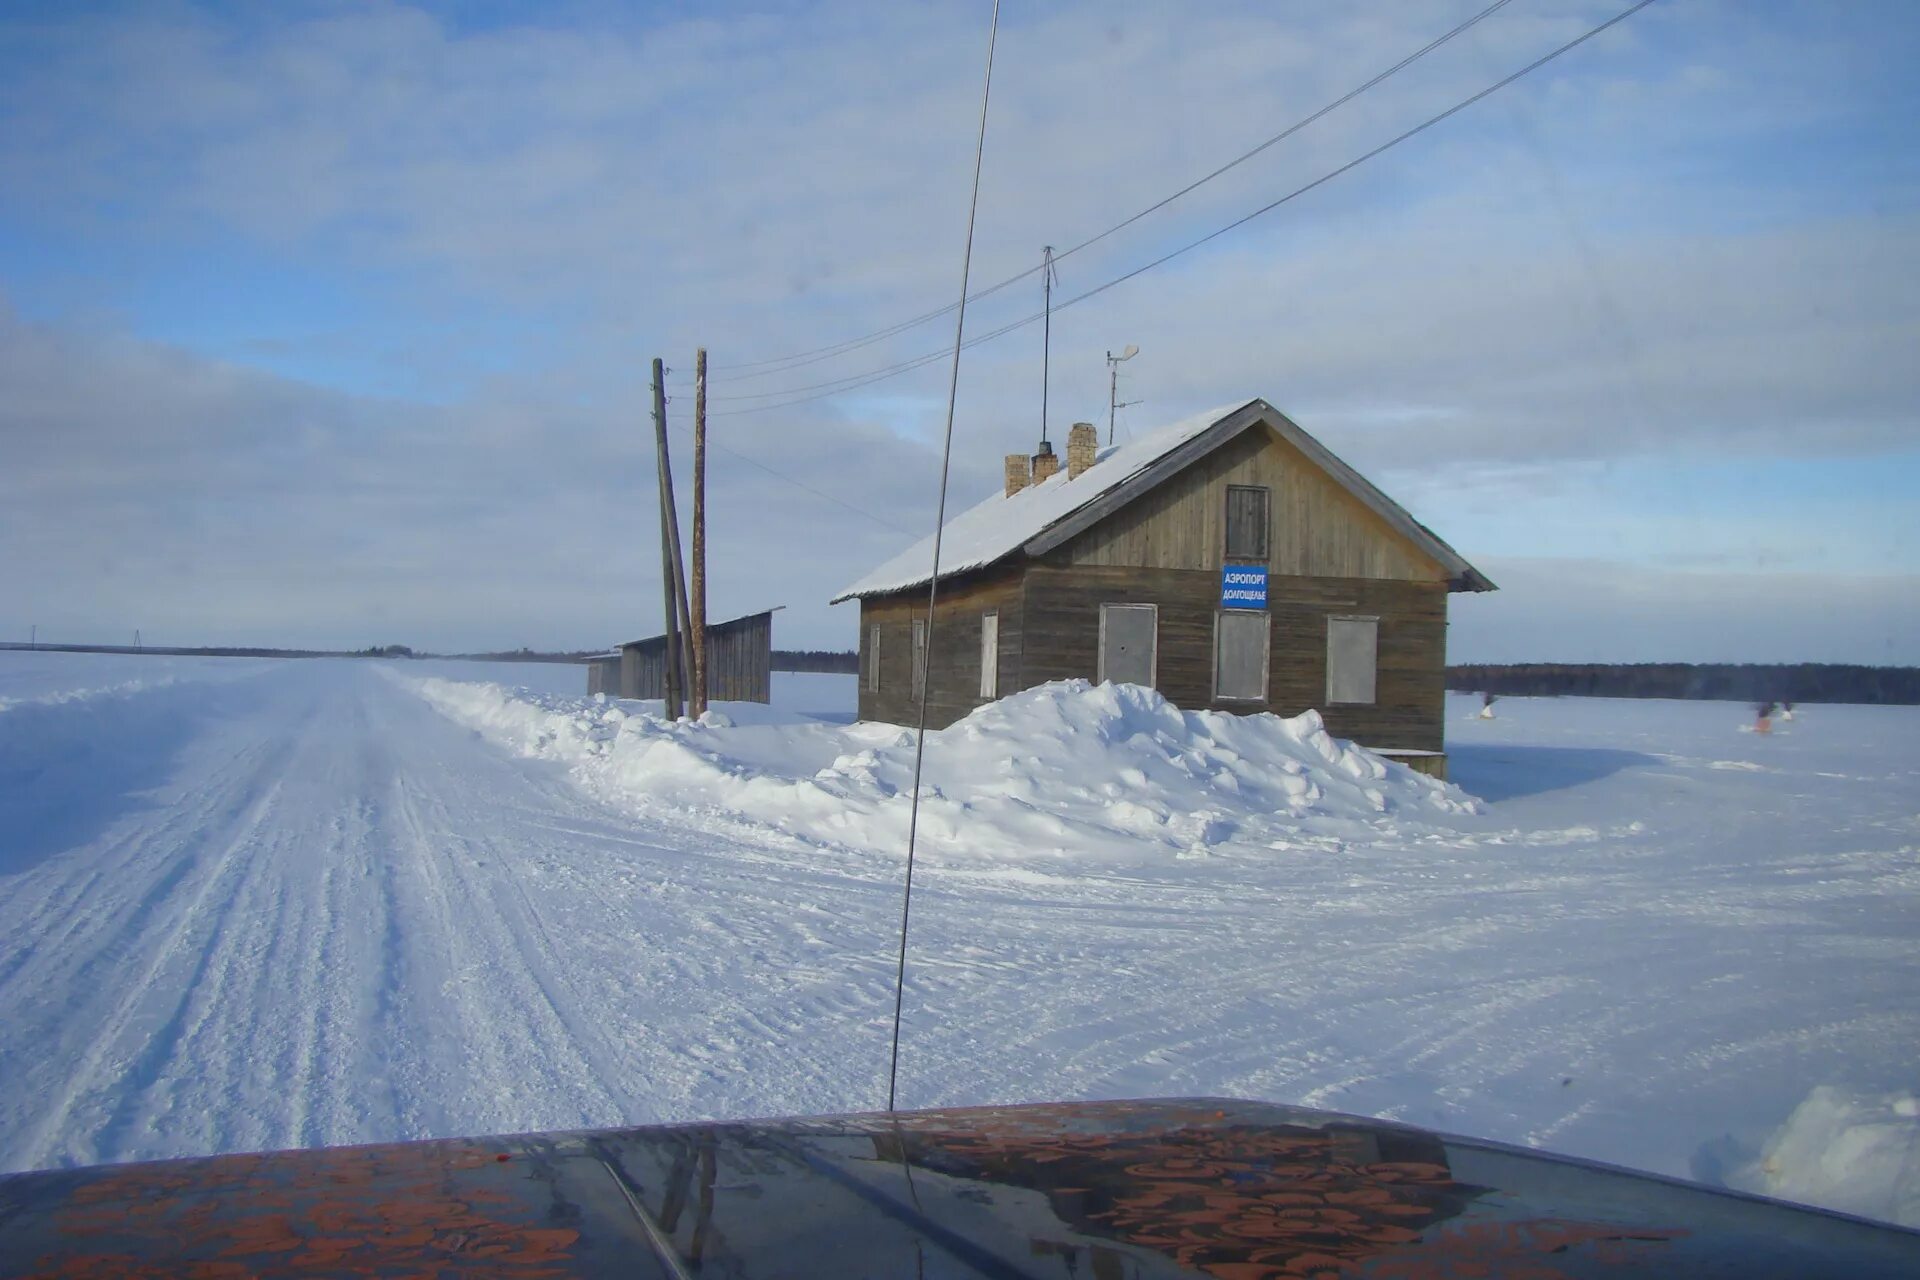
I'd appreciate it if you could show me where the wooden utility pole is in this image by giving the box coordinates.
[665,480,695,708]
[655,361,698,715]
[690,348,709,719]
[651,358,684,718]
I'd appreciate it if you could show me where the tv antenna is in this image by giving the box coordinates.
[1106,344,1140,444]
[1040,246,1058,447]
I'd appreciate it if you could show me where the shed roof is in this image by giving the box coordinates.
[618,606,784,652]
[830,399,1494,602]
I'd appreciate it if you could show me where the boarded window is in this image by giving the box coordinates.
[1214,611,1269,702]
[1098,603,1157,688]
[1224,485,1270,561]
[1326,616,1378,705]
[980,612,999,699]
[911,617,927,702]
[867,624,881,693]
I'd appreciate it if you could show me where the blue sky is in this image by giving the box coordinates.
[1,0,1916,659]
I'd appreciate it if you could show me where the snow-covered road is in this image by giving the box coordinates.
[0,659,907,1170]
[2,654,1916,1227]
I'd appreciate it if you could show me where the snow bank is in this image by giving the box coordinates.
[1729,1086,1920,1228]
[407,676,1478,863]
[0,676,176,713]
[0,670,275,873]
[0,652,277,712]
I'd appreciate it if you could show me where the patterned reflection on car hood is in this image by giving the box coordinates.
[2,1098,1915,1277]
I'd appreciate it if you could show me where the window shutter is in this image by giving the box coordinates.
[911,618,927,702]
[979,612,999,699]
[1225,486,1270,560]
[1214,611,1269,701]
[1326,617,1379,705]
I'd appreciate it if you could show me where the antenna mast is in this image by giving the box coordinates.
[888,0,1001,1114]
[1106,343,1140,445]
[1040,246,1056,446]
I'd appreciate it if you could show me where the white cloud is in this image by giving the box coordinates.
[1,0,1915,656]
[0,301,926,650]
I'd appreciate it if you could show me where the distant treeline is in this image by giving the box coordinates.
[1448,663,1920,705]
[773,649,859,674]
[438,648,606,664]
[0,641,604,663]
[0,641,343,659]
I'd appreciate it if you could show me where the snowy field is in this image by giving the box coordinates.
[0,651,1916,1229]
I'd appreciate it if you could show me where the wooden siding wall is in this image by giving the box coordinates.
[586,657,620,697]
[1060,427,1448,583]
[858,570,1024,727]
[619,643,663,701]
[616,611,773,703]
[1019,564,1449,752]
[707,610,773,703]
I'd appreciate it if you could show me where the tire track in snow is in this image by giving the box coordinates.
[0,731,284,1003]
[84,687,391,1162]
[364,677,656,1140]
[6,768,286,1169]
[88,788,294,1162]
[1,671,381,1167]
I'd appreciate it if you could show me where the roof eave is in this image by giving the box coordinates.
[830,556,1018,605]
[1450,567,1499,593]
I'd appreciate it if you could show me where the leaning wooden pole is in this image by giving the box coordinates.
[650,358,683,718]
[658,380,697,713]
[690,348,709,719]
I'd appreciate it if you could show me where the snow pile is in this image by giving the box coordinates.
[1732,1086,1920,1228]
[408,676,1478,862]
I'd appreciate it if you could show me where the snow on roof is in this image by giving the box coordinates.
[832,400,1258,602]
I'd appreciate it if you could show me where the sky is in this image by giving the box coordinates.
[1,0,1916,661]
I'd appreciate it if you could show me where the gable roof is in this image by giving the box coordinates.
[830,398,1495,602]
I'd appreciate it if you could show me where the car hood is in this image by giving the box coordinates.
[2,1097,1915,1277]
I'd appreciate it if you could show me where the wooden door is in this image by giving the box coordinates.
[1098,603,1157,688]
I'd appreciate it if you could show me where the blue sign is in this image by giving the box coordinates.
[1221,565,1268,609]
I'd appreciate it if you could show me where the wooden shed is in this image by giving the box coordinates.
[830,400,1493,776]
[593,607,781,704]
[585,653,621,697]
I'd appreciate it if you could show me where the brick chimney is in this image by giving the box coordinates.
[1004,453,1032,498]
[1031,440,1060,485]
[1067,422,1097,479]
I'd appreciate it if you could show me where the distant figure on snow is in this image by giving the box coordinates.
[1780,700,1796,722]
[1479,692,1499,720]
[1753,701,1776,735]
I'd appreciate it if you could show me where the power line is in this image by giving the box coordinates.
[704,0,1518,382]
[679,421,911,532]
[708,0,1661,420]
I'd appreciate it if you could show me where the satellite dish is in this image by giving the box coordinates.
[1120,344,1140,360]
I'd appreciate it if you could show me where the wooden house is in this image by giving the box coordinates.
[830,399,1493,776]
[586,607,781,703]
